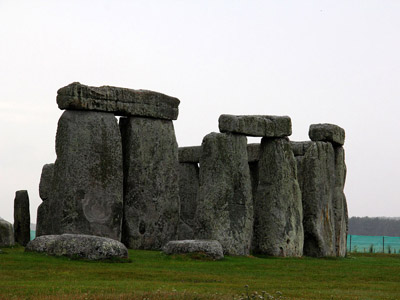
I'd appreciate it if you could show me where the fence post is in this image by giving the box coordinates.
[383,236,385,253]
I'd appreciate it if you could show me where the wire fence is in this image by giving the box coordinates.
[347,235,400,253]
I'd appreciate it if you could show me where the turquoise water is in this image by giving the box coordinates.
[30,230,35,241]
[347,235,400,253]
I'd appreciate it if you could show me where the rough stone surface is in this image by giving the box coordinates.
[309,123,345,146]
[162,240,224,260]
[333,146,348,257]
[25,234,128,260]
[48,110,123,240]
[178,146,202,163]
[57,82,180,120]
[195,132,253,255]
[219,115,292,137]
[14,190,31,246]
[120,117,180,250]
[298,142,336,257]
[247,143,260,162]
[0,217,14,247]
[253,138,303,257]
[36,164,54,237]
[177,163,199,240]
[290,141,312,157]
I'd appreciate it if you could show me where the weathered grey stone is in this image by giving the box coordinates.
[36,163,54,237]
[253,138,303,257]
[298,142,336,257]
[0,217,14,247]
[195,132,253,255]
[178,146,202,163]
[14,190,30,246]
[247,143,260,162]
[25,234,128,260]
[120,117,180,250]
[177,163,199,240]
[162,240,224,260]
[48,110,123,240]
[57,82,180,120]
[219,115,292,137]
[333,146,348,257]
[309,123,345,146]
[290,141,312,157]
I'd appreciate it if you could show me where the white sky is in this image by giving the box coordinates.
[1,1,399,223]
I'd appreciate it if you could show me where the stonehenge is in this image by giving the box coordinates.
[0,217,14,247]
[14,190,31,246]
[31,82,348,258]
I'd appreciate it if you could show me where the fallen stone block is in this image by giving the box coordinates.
[14,190,30,246]
[25,234,128,260]
[0,217,14,247]
[178,146,202,163]
[162,240,224,260]
[57,82,180,120]
[218,115,292,137]
[309,123,345,146]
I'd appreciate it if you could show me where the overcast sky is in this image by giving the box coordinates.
[1,1,399,223]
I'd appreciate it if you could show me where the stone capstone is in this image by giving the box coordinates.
[177,163,199,240]
[14,190,31,246]
[309,123,345,146]
[57,82,180,120]
[120,117,180,250]
[0,217,14,247]
[162,240,224,260]
[36,163,54,237]
[218,115,292,137]
[178,146,202,163]
[195,132,253,255]
[48,110,123,240]
[25,234,128,260]
[253,137,304,257]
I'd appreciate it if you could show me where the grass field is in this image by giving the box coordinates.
[0,247,399,300]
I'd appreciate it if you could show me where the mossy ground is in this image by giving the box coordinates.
[0,247,399,299]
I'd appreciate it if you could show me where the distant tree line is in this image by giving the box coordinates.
[349,217,400,237]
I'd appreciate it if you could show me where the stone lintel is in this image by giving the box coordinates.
[309,124,345,146]
[218,115,292,137]
[57,82,180,120]
[178,146,202,163]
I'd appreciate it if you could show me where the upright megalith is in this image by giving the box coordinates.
[36,163,54,237]
[14,190,31,246]
[57,82,180,120]
[295,123,348,257]
[195,132,253,255]
[120,117,180,249]
[177,162,199,240]
[0,217,14,247]
[253,138,304,257]
[48,110,123,240]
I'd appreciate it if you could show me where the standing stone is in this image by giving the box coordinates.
[14,190,31,246]
[178,146,202,163]
[177,163,199,240]
[299,142,336,257]
[48,110,123,240]
[253,138,303,257]
[333,146,348,257]
[0,217,14,247]
[195,132,253,255]
[36,163,54,237]
[120,117,180,250]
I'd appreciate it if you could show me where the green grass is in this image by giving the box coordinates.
[1,247,399,299]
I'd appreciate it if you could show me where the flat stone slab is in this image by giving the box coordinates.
[57,82,180,120]
[162,240,224,260]
[219,115,292,137]
[309,124,345,145]
[25,234,128,260]
[178,146,202,163]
